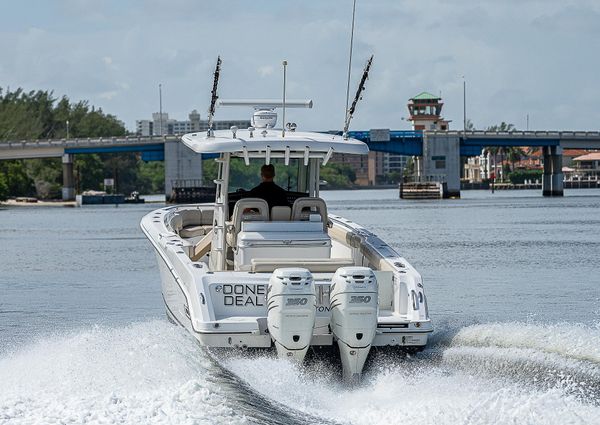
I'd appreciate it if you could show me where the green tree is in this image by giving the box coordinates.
[74,154,105,192]
[0,87,128,198]
[465,119,476,131]
[485,122,516,181]
[507,169,543,184]
[137,161,165,193]
[507,147,525,172]
[0,172,8,201]
[26,158,62,199]
[0,160,35,197]
[320,163,356,189]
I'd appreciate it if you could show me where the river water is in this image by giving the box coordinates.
[1,189,599,424]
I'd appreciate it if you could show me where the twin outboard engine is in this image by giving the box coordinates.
[267,268,316,363]
[330,267,378,382]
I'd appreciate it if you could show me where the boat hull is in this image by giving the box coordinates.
[142,204,433,352]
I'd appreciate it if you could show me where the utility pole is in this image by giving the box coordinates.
[159,83,163,136]
[282,60,287,137]
[462,76,467,136]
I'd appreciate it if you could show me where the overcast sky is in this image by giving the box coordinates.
[2,0,599,132]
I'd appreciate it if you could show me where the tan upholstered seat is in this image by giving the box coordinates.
[291,197,328,231]
[174,209,213,238]
[180,225,212,238]
[271,206,291,221]
[250,258,354,273]
[226,198,269,247]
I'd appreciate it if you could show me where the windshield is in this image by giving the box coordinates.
[226,157,308,192]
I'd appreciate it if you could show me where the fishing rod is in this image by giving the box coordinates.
[207,56,222,137]
[343,54,373,139]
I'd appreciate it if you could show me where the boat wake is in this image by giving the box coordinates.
[0,320,333,425]
[225,321,600,425]
[1,320,599,424]
[0,321,248,424]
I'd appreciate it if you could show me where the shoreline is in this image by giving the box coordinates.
[2,186,599,208]
[1,199,77,207]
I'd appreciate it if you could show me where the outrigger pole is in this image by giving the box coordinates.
[343,0,357,139]
[343,54,373,140]
[207,56,222,137]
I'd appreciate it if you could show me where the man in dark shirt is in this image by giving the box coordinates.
[248,164,289,209]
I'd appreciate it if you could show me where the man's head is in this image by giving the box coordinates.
[260,164,275,182]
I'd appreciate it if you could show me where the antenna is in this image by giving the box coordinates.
[344,0,357,131]
[207,56,222,137]
[343,54,373,139]
[282,60,287,137]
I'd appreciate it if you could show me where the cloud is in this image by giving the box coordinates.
[2,0,599,132]
[258,66,274,77]
[99,90,119,100]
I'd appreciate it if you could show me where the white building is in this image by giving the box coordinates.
[384,154,408,175]
[136,110,250,136]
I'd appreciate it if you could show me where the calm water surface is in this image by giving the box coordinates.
[1,189,599,424]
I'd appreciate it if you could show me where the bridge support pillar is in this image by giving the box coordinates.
[542,146,563,197]
[422,133,461,198]
[164,139,204,201]
[62,153,75,201]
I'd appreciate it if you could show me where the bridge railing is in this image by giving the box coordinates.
[0,134,183,149]
[427,130,600,139]
[403,174,447,184]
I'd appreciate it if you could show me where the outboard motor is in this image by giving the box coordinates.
[267,268,316,363]
[330,267,378,382]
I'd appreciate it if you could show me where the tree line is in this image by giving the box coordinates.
[0,86,540,201]
[0,87,361,201]
[467,120,540,183]
[0,88,164,200]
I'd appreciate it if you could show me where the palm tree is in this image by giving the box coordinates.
[486,122,516,181]
[507,147,525,172]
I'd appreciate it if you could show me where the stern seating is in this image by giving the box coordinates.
[271,205,292,221]
[251,257,354,273]
[172,208,214,238]
[226,198,269,248]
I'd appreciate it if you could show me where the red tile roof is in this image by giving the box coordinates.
[563,149,589,157]
[573,153,600,161]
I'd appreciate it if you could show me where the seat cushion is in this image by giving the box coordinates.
[180,225,207,238]
[251,258,354,273]
[271,206,291,221]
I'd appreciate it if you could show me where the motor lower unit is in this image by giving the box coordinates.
[330,266,379,382]
[267,268,316,363]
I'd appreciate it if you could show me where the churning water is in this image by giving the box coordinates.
[1,189,599,424]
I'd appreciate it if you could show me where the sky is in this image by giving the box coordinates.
[1,0,599,133]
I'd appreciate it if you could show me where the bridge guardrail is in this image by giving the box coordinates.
[0,134,183,150]
[427,130,600,139]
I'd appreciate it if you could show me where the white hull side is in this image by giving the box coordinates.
[142,205,433,352]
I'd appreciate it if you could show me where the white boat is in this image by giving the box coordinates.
[141,100,433,381]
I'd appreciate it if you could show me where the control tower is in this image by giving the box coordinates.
[401,92,460,199]
[407,92,450,131]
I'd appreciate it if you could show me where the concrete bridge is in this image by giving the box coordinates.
[360,129,600,197]
[1,130,599,199]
